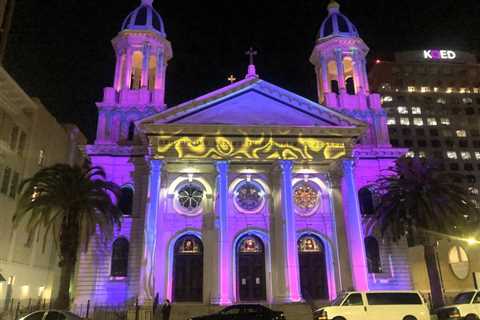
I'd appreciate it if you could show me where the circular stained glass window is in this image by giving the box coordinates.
[294,182,319,215]
[234,181,264,213]
[178,184,204,212]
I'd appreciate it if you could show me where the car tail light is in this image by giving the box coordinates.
[448,308,461,319]
[316,310,328,320]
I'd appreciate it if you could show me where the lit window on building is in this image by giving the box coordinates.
[460,88,467,94]
[405,151,415,158]
[387,118,396,125]
[440,118,451,125]
[427,118,437,126]
[400,118,410,126]
[456,130,467,138]
[462,97,473,104]
[411,107,421,114]
[436,98,447,104]
[38,149,46,167]
[446,151,458,159]
[407,86,416,92]
[413,118,424,126]
[461,152,472,160]
[421,86,431,93]
[475,152,480,160]
[474,88,479,94]
[397,106,408,114]
[382,96,393,102]
[418,151,426,158]
[433,87,439,92]
[446,87,454,94]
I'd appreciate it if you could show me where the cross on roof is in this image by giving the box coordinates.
[227,74,237,84]
[245,47,258,65]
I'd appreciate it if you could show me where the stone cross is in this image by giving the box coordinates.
[227,75,237,84]
[245,47,258,65]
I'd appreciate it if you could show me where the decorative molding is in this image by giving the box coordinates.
[353,147,408,159]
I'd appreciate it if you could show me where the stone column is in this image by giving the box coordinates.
[139,159,164,303]
[351,49,363,94]
[124,49,133,89]
[155,51,164,90]
[335,49,346,93]
[113,52,122,91]
[340,159,369,290]
[141,44,151,88]
[361,58,370,94]
[320,55,330,94]
[215,161,232,304]
[329,167,354,293]
[271,161,301,303]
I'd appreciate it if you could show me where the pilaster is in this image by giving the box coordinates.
[340,159,369,290]
[335,49,346,93]
[139,159,164,303]
[215,160,232,304]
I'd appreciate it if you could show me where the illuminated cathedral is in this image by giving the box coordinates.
[74,0,412,311]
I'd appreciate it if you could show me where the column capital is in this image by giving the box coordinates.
[277,160,294,173]
[215,160,230,174]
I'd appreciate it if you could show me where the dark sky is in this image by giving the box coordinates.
[5,0,480,142]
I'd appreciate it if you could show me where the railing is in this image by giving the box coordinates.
[0,298,52,320]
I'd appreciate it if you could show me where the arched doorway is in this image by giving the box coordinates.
[173,235,203,302]
[298,235,328,300]
[237,235,266,301]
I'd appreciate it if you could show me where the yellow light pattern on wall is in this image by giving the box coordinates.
[155,133,346,161]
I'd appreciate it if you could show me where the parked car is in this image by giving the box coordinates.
[435,290,480,320]
[189,304,285,320]
[313,291,429,320]
[18,310,82,320]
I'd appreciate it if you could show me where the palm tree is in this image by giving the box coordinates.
[372,157,479,308]
[13,164,123,309]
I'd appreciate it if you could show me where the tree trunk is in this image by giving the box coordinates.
[424,243,445,309]
[54,215,80,310]
[55,257,76,309]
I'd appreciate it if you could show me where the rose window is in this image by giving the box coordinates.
[178,184,203,211]
[294,182,319,214]
[234,181,264,212]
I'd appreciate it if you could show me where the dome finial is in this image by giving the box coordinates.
[142,0,153,5]
[327,0,340,12]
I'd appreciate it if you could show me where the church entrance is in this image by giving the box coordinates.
[237,235,266,301]
[172,235,203,302]
[298,235,328,300]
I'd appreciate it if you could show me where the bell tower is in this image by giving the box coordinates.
[96,0,172,144]
[310,1,389,147]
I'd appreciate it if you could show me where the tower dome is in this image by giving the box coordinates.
[121,0,166,35]
[318,1,359,39]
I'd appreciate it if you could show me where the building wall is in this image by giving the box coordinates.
[0,66,85,304]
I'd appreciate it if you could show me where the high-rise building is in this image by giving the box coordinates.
[369,50,480,295]
[370,50,480,193]
[0,0,15,63]
[0,65,86,305]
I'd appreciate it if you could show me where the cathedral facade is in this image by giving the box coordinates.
[74,0,413,307]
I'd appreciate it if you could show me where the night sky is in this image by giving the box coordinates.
[5,0,480,142]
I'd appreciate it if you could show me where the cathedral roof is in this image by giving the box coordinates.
[318,1,359,39]
[121,0,166,35]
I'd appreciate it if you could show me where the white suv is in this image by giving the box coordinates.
[435,291,480,320]
[313,291,430,320]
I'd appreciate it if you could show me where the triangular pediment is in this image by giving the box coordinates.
[139,78,366,129]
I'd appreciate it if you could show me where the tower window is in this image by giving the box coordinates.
[131,51,144,89]
[330,80,339,94]
[358,187,375,216]
[346,77,355,95]
[118,186,134,215]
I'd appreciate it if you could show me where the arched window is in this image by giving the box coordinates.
[148,55,157,90]
[358,187,375,216]
[131,51,143,89]
[346,77,356,94]
[365,236,381,273]
[111,238,129,277]
[118,186,134,215]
